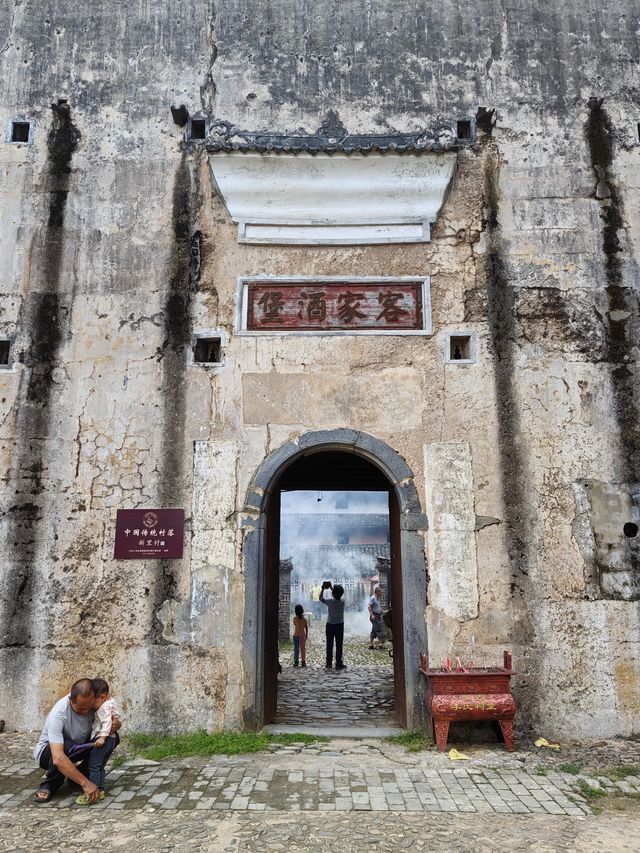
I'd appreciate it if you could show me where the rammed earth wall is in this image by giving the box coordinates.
[0,0,638,735]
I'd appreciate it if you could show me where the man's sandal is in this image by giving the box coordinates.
[75,790,106,805]
[33,789,51,803]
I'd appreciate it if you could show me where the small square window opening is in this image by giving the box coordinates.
[194,337,221,364]
[0,340,11,366]
[449,335,471,361]
[457,120,472,140]
[11,121,30,143]
[190,119,206,140]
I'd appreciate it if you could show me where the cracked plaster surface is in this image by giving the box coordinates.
[0,1,639,737]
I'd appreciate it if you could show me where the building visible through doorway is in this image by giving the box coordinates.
[276,489,395,729]
[261,451,406,732]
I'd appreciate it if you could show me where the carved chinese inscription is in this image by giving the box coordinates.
[245,280,424,332]
[257,290,285,319]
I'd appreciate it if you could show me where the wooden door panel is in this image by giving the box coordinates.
[263,489,280,724]
[389,490,407,727]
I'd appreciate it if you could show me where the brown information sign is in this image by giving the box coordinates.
[114,509,184,560]
[244,279,426,332]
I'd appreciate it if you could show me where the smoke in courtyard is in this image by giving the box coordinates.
[280,490,390,638]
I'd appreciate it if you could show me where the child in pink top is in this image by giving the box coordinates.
[292,604,308,668]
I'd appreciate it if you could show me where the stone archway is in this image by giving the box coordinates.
[240,429,428,730]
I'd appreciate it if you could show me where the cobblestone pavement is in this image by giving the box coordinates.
[279,634,393,668]
[275,665,395,727]
[2,733,640,851]
[2,808,640,853]
[0,734,599,817]
[277,635,396,727]
[0,760,591,815]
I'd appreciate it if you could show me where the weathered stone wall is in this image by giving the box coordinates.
[0,0,638,736]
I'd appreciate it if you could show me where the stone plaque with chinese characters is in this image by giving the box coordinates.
[241,278,428,333]
[114,509,184,560]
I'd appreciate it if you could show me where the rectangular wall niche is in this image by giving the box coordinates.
[236,276,432,336]
[445,331,477,364]
[0,340,10,366]
[194,337,222,364]
[11,121,30,142]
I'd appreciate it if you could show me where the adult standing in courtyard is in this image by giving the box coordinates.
[32,678,121,803]
[320,581,346,670]
[311,580,323,620]
[368,586,385,650]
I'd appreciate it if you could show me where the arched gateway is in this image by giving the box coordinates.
[240,429,428,730]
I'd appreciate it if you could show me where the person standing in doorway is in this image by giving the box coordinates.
[320,581,346,670]
[368,586,385,650]
[292,604,309,668]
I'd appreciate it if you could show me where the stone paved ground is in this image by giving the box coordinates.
[3,808,640,853]
[2,733,640,851]
[275,665,395,728]
[0,759,590,815]
[279,634,394,668]
[277,636,396,727]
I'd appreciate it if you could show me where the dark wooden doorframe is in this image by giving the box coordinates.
[263,486,281,724]
[389,488,407,728]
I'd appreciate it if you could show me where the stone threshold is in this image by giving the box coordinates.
[262,724,403,738]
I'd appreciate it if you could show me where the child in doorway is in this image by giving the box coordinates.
[75,678,120,805]
[320,581,346,670]
[292,604,309,667]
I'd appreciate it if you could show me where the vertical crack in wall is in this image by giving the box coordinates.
[0,103,79,648]
[485,0,507,77]
[585,98,640,488]
[200,0,218,114]
[0,0,18,57]
[483,142,539,724]
[189,231,203,293]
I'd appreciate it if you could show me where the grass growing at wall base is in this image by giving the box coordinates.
[604,764,640,781]
[577,779,606,800]
[384,730,433,752]
[126,730,329,761]
[558,762,582,775]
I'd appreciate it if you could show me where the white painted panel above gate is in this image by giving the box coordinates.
[208,150,457,245]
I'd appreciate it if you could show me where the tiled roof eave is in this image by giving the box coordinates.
[204,125,462,155]
[206,140,460,155]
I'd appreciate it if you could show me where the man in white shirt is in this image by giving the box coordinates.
[33,677,120,803]
[368,586,385,650]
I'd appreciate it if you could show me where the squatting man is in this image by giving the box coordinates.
[33,677,121,804]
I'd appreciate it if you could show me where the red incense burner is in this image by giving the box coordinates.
[420,651,516,752]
